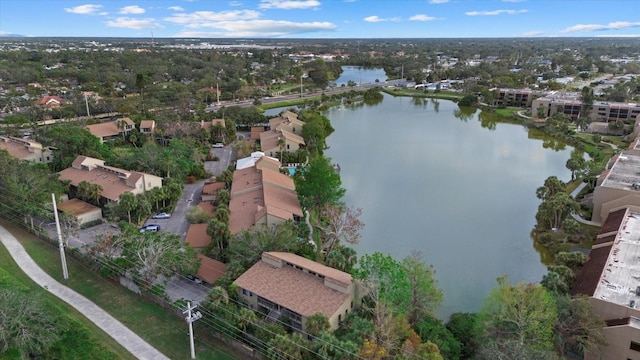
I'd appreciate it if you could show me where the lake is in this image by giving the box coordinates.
[332,66,388,86]
[324,95,572,319]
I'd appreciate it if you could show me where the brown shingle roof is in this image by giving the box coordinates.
[59,167,135,202]
[185,224,211,249]
[196,254,226,284]
[86,119,134,139]
[57,198,101,216]
[599,208,627,235]
[197,201,216,217]
[202,182,225,196]
[265,252,352,287]
[233,253,351,318]
[228,166,301,234]
[0,136,42,160]
[571,245,612,297]
[140,120,155,131]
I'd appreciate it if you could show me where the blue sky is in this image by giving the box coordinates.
[1,0,639,38]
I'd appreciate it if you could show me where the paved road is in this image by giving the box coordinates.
[206,80,405,111]
[0,225,169,360]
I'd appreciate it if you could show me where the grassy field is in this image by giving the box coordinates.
[0,224,135,360]
[381,88,463,101]
[0,220,239,360]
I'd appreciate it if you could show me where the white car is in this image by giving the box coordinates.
[212,143,224,148]
[152,212,171,219]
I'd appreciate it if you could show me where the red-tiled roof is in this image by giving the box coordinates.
[196,254,226,284]
[185,224,211,249]
[202,182,225,196]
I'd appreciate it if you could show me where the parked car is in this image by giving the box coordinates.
[186,274,202,284]
[212,143,224,148]
[140,224,160,233]
[152,212,171,219]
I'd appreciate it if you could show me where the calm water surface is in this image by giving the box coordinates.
[332,66,387,86]
[324,95,572,319]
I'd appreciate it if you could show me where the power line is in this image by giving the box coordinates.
[0,192,439,360]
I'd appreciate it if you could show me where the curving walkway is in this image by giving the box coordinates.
[0,225,169,360]
[569,182,602,227]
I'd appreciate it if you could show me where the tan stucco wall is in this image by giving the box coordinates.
[587,298,640,360]
[77,208,103,225]
[593,187,640,222]
[585,324,640,360]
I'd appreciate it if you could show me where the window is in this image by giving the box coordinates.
[242,289,252,297]
[631,341,640,352]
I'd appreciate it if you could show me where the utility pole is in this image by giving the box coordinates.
[51,193,69,279]
[216,83,220,106]
[84,93,90,117]
[183,302,202,359]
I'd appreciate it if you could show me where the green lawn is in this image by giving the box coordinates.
[0,226,135,360]
[0,220,239,360]
[495,107,520,117]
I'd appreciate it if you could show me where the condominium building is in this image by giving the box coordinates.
[572,207,640,360]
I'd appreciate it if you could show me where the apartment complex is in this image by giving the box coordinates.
[572,208,640,360]
[0,136,54,163]
[496,88,547,108]
[531,92,640,122]
[592,146,640,223]
[228,157,302,234]
[58,155,163,203]
[233,252,357,332]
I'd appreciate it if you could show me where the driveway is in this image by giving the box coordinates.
[206,145,234,176]
[164,275,210,304]
[143,143,235,241]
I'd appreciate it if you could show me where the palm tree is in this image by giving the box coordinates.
[88,183,103,205]
[305,312,330,338]
[235,307,257,333]
[278,136,285,163]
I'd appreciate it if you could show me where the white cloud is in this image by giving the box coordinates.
[364,15,400,22]
[259,0,320,9]
[64,4,103,15]
[165,10,260,25]
[502,0,526,2]
[168,6,184,11]
[409,14,436,21]
[119,5,145,14]
[174,19,335,37]
[229,1,242,5]
[561,21,640,33]
[428,0,449,3]
[465,9,528,16]
[105,17,163,29]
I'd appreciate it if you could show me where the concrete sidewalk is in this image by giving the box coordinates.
[0,225,169,360]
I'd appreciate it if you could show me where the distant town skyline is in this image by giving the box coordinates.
[1,0,639,39]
